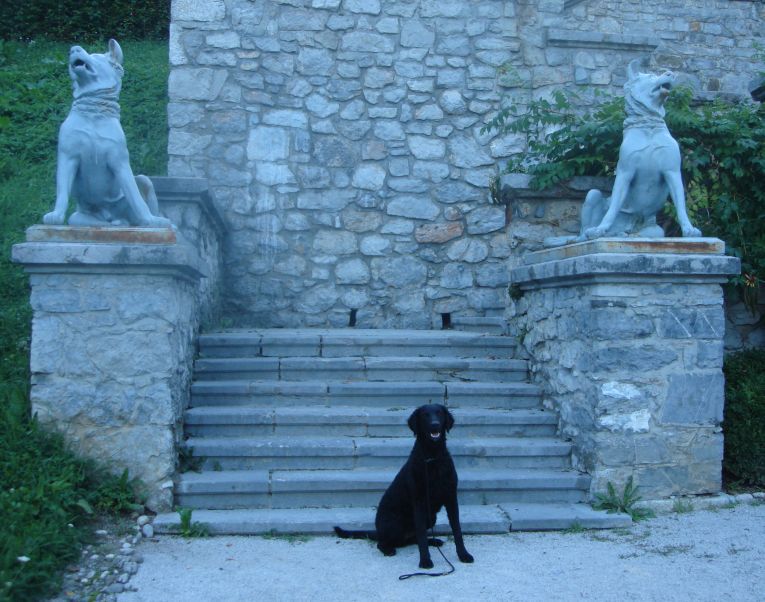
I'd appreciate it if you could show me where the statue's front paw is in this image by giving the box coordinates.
[681,224,702,238]
[43,210,66,225]
[144,215,173,229]
[585,226,606,240]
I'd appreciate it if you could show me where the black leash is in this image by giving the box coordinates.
[398,458,456,580]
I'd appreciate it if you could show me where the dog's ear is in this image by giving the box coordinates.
[627,58,642,81]
[445,408,455,432]
[407,407,420,435]
[108,39,123,66]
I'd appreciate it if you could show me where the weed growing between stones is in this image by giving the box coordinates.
[671,499,694,514]
[593,476,655,522]
[174,508,209,539]
[261,531,313,544]
[562,522,585,535]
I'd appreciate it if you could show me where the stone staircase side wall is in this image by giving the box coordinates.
[509,250,741,499]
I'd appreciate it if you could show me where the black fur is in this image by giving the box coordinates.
[334,404,474,569]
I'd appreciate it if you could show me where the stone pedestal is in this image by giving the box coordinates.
[509,238,740,499]
[12,227,207,510]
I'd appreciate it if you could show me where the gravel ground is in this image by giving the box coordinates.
[117,501,765,602]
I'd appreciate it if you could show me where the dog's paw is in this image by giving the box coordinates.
[458,550,475,564]
[584,226,606,240]
[377,544,396,557]
[418,557,434,569]
[427,537,444,548]
[681,224,702,238]
[43,210,66,225]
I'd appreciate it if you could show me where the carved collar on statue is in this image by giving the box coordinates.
[71,91,121,119]
[623,114,669,132]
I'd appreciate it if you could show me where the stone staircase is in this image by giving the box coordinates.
[153,329,630,534]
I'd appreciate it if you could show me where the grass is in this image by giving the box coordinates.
[0,38,168,601]
[0,386,144,600]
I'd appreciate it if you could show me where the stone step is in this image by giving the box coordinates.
[450,315,508,334]
[184,407,559,438]
[198,328,518,359]
[174,468,590,509]
[189,380,544,409]
[193,356,529,383]
[182,436,573,471]
[153,502,629,535]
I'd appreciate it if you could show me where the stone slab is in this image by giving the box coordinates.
[500,502,632,531]
[12,240,206,281]
[512,250,740,290]
[152,504,512,535]
[523,238,726,266]
[26,224,177,244]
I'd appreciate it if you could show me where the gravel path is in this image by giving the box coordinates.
[118,502,764,602]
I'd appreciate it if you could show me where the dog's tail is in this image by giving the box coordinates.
[333,526,377,541]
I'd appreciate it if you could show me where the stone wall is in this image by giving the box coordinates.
[509,242,740,498]
[168,0,763,328]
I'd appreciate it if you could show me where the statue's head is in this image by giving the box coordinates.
[68,39,124,100]
[624,59,675,120]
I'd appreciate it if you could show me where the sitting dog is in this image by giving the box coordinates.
[545,59,701,247]
[335,404,474,569]
[43,39,172,228]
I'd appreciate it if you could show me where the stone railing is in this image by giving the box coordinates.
[12,178,224,510]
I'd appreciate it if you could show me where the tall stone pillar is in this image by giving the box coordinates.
[509,239,740,499]
[12,226,206,510]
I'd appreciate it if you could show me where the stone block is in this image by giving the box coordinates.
[661,373,724,426]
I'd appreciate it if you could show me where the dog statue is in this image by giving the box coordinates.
[334,404,473,570]
[43,39,172,229]
[544,59,701,247]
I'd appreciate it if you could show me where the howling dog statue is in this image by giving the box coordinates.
[545,59,701,247]
[43,39,172,228]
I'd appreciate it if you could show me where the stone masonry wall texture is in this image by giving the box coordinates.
[168,0,764,328]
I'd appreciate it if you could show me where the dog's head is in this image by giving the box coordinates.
[68,39,124,100]
[407,404,455,447]
[624,59,674,121]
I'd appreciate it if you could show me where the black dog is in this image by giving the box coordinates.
[335,404,474,569]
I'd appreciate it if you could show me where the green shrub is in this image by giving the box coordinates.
[483,87,765,299]
[723,349,765,487]
[0,0,170,43]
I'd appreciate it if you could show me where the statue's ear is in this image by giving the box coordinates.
[627,58,642,81]
[108,39,123,65]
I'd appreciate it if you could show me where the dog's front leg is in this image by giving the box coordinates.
[664,169,701,237]
[412,503,433,569]
[444,496,474,563]
[44,152,77,225]
[585,165,634,239]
